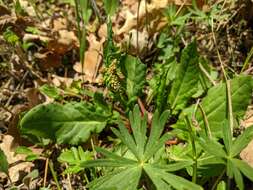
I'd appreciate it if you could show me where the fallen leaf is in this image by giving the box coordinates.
[0,135,33,183]
[73,34,103,82]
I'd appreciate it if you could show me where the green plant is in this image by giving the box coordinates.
[199,122,253,190]
[20,102,115,144]
[80,105,202,190]
[0,148,8,176]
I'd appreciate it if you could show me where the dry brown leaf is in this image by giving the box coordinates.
[19,0,36,17]
[98,23,107,41]
[34,51,62,70]
[240,108,253,167]
[0,135,34,182]
[51,74,73,88]
[73,34,103,82]
[52,17,68,31]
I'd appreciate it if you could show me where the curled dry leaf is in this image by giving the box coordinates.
[74,34,103,82]
[51,74,73,88]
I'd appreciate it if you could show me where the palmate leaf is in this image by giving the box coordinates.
[20,102,109,145]
[144,110,171,160]
[168,41,200,113]
[81,105,201,190]
[111,123,140,160]
[231,125,253,157]
[144,165,203,190]
[232,158,253,181]
[88,166,142,190]
[198,138,226,158]
[174,75,253,136]
[130,105,147,158]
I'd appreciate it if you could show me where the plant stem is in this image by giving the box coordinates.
[185,116,197,183]
[198,103,212,139]
[211,168,225,190]
[48,160,61,190]
[241,45,253,73]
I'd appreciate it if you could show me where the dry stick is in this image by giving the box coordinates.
[136,0,141,56]
[0,104,14,115]
[43,158,49,187]
[65,163,73,190]
[175,0,186,17]
[5,70,29,107]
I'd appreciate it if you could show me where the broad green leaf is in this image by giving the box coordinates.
[231,125,253,157]
[20,102,108,145]
[104,0,119,16]
[124,55,146,100]
[198,138,227,158]
[0,148,8,175]
[174,75,253,135]
[168,42,200,113]
[232,158,253,181]
[89,166,142,190]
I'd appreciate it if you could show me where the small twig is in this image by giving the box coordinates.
[0,104,14,115]
[136,0,141,56]
[43,158,49,187]
[5,70,29,107]
[90,0,104,23]
[65,163,73,190]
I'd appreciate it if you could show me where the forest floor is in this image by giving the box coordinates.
[1,0,253,189]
